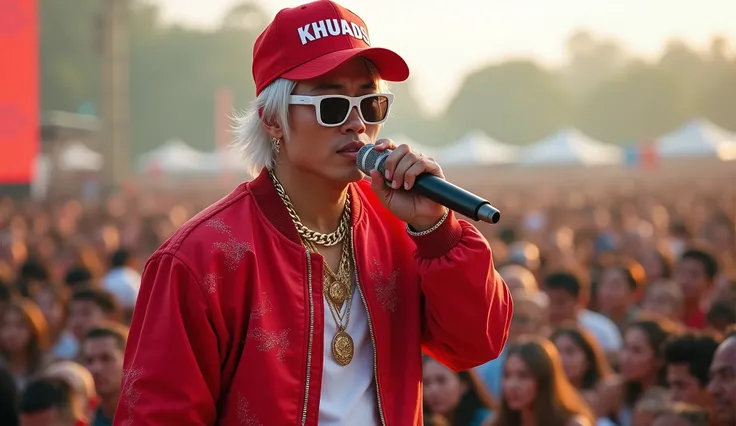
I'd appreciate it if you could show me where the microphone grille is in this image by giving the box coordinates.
[357,144,388,175]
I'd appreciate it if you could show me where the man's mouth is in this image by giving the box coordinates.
[337,141,366,153]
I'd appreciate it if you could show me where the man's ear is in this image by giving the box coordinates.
[261,118,284,141]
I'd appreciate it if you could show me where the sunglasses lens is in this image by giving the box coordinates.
[360,95,390,123]
[319,97,351,125]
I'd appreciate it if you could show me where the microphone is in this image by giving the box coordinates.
[357,144,501,224]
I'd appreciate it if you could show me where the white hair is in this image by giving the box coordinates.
[233,78,298,177]
[233,61,391,177]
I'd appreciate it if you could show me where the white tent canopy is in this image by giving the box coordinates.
[58,141,104,171]
[656,118,736,160]
[518,128,623,166]
[435,130,520,166]
[199,145,249,173]
[135,138,210,174]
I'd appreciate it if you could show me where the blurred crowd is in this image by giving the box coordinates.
[0,171,734,426]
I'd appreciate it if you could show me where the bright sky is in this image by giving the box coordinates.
[156,0,736,114]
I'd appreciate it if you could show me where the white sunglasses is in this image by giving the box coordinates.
[289,93,394,127]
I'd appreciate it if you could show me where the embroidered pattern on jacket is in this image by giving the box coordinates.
[369,258,400,313]
[250,293,273,320]
[207,218,253,271]
[119,367,142,426]
[236,394,263,426]
[247,327,290,361]
[203,273,220,294]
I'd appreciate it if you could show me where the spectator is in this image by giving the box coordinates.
[706,301,736,334]
[42,360,97,423]
[81,324,128,426]
[423,355,495,426]
[0,298,51,390]
[619,316,682,425]
[492,337,595,426]
[595,262,645,330]
[15,259,50,299]
[63,267,94,291]
[674,249,718,329]
[475,294,547,400]
[32,284,77,360]
[641,280,684,323]
[543,271,622,353]
[631,386,669,426]
[67,289,120,345]
[551,327,617,424]
[638,246,673,285]
[497,264,538,297]
[663,332,721,410]
[707,335,736,426]
[18,376,84,426]
[101,249,140,323]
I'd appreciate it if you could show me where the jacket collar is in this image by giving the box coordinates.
[249,168,365,246]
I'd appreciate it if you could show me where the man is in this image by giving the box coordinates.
[82,325,128,426]
[67,289,121,346]
[19,377,85,426]
[663,332,721,408]
[707,336,736,426]
[42,361,97,423]
[114,1,512,425]
[101,249,141,322]
[674,249,718,329]
[543,271,622,353]
[63,267,95,291]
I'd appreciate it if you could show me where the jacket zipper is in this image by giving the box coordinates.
[301,250,314,426]
[351,235,387,426]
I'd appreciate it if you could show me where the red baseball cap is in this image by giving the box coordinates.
[252,0,410,95]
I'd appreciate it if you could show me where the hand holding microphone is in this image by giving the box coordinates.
[357,141,500,225]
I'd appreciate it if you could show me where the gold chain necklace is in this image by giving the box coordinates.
[322,240,351,312]
[269,170,356,366]
[304,237,355,366]
[268,170,350,246]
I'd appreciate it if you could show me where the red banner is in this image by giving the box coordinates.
[0,0,38,184]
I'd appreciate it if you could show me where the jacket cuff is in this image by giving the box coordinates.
[409,210,463,259]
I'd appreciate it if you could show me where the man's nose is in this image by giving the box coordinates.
[341,107,366,134]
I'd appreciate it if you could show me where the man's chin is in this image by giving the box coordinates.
[332,165,365,184]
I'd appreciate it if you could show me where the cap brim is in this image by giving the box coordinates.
[281,47,410,83]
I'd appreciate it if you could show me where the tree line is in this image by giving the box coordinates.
[40,0,736,156]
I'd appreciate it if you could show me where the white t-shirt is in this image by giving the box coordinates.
[318,283,378,425]
[102,266,141,309]
[578,309,623,352]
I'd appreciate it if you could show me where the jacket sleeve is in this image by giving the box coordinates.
[412,211,513,371]
[113,251,220,426]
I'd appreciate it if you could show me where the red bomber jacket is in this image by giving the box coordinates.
[113,169,513,426]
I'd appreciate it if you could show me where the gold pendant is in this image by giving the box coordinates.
[328,281,349,309]
[332,330,354,366]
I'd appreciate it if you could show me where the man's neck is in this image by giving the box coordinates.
[99,392,120,419]
[272,165,348,234]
